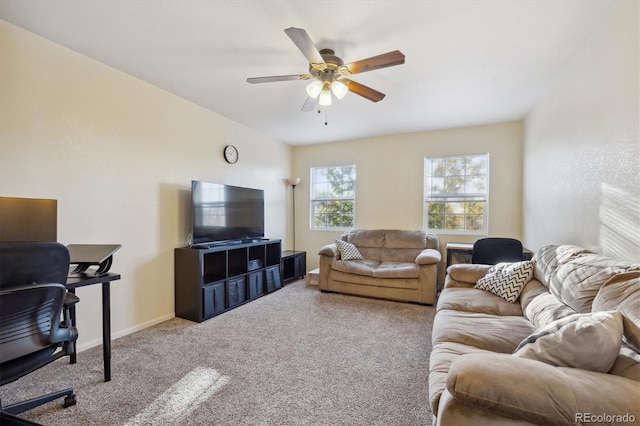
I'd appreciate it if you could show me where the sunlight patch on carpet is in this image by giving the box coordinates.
[124,366,230,425]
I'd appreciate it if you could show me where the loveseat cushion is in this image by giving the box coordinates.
[343,230,385,262]
[382,248,423,263]
[371,262,418,279]
[437,287,524,316]
[432,309,535,353]
[331,259,379,277]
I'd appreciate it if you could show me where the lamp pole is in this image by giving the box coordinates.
[287,178,301,252]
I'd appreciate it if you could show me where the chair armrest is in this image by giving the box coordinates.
[416,248,441,265]
[64,292,80,307]
[447,353,640,426]
[319,243,339,258]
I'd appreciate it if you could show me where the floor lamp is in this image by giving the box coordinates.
[287,177,301,251]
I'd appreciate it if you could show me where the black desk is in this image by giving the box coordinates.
[445,242,533,268]
[66,271,121,382]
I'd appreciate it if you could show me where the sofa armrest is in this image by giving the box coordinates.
[416,248,441,265]
[445,263,492,284]
[447,353,640,426]
[318,243,339,258]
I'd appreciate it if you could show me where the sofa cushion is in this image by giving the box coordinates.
[514,311,623,373]
[446,263,492,284]
[432,310,535,353]
[592,270,640,352]
[519,279,577,328]
[609,343,640,381]
[429,342,491,416]
[371,262,418,279]
[334,239,365,260]
[534,245,632,313]
[475,260,534,303]
[533,245,592,286]
[446,353,640,426]
[437,287,524,316]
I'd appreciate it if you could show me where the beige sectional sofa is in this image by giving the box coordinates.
[430,244,640,425]
[318,229,441,305]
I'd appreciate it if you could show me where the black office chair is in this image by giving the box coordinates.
[0,242,79,420]
[471,237,524,265]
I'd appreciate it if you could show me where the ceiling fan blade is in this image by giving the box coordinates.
[343,50,405,75]
[301,96,319,112]
[342,79,386,102]
[284,27,325,66]
[247,74,309,84]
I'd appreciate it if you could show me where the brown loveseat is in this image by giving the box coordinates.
[430,244,640,425]
[318,229,441,305]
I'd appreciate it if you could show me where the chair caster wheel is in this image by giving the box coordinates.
[63,394,77,408]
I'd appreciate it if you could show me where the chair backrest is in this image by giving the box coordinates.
[471,237,523,265]
[0,242,71,368]
[0,242,69,290]
[0,283,66,364]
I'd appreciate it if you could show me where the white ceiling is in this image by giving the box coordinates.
[0,0,614,145]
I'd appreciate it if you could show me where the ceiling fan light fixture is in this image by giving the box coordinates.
[318,90,332,106]
[306,80,323,99]
[331,80,348,99]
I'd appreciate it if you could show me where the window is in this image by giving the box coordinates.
[310,164,356,230]
[424,154,489,234]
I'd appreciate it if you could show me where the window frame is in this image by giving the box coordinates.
[423,153,490,235]
[310,163,356,231]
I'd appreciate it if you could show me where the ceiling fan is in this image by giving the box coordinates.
[247,27,405,110]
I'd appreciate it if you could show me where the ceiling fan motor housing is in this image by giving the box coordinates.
[310,49,350,81]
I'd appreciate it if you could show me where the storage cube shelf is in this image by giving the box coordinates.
[174,239,282,322]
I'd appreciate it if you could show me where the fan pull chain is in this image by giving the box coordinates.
[316,108,329,126]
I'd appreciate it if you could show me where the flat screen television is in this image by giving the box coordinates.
[191,181,265,246]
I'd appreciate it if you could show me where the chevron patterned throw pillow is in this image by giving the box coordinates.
[335,239,365,260]
[475,260,534,303]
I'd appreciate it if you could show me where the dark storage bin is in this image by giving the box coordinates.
[249,271,265,299]
[203,282,225,318]
[228,276,247,307]
[265,266,281,292]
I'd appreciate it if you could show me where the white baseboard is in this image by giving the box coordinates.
[76,313,176,353]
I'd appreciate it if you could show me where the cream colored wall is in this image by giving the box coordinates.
[0,21,292,350]
[523,1,639,262]
[292,121,524,276]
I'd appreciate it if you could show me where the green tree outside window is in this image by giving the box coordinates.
[311,164,356,229]
[424,154,489,233]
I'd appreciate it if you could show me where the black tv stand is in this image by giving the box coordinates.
[175,239,282,322]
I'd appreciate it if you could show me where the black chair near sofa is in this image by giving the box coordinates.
[471,237,524,265]
[0,242,79,420]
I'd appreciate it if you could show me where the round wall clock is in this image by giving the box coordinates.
[223,145,238,164]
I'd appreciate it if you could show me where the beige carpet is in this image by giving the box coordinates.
[1,280,435,425]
